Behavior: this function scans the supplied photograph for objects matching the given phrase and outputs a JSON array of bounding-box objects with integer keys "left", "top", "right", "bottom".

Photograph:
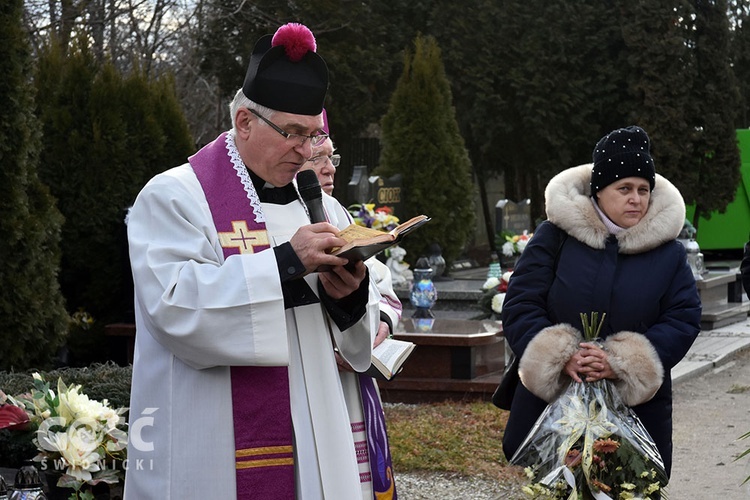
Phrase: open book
[
  {"left": 331, "top": 215, "right": 430, "bottom": 262},
  {"left": 364, "top": 337, "right": 416, "bottom": 381}
]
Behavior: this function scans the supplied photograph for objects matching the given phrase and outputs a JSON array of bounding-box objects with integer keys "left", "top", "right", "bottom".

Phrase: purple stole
[
  {"left": 338, "top": 213, "right": 398, "bottom": 499},
  {"left": 190, "top": 132, "right": 295, "bottom": 499},
  {"left": 359, "top": 376, "right": 398, "bottom": 499}
]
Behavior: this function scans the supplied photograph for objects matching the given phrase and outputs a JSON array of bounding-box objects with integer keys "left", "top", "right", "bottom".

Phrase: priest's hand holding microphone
[{"left": 290, "top": 169, "right": 366, "bottom": 299}]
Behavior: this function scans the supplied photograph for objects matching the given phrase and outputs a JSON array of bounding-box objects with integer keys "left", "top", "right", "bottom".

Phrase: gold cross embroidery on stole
[{"left": 218, "top": 221, "right": 269, "bottom": 254}]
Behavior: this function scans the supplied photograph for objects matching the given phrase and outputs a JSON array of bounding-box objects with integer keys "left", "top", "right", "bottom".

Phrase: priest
[{"left": 124, "top": 23, "right": 383, "bottom": 499}]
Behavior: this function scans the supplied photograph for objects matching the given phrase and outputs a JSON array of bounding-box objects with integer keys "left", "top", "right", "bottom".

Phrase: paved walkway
[{"left": 671, "top": 317, "right": 750, "bottom": 382}]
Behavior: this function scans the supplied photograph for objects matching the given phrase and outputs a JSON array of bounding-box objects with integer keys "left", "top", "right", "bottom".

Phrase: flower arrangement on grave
[
  {"left": 496, "top": 230, "right": 533, "bottom": 258},
  {"left": 348, "top": 203, "right": 400, "bottom": 231},
  {"left": 70, "top": 308, "right": 94, "bottom": 331},
  {"left": 476, "top": 271, "right": 512, "bottom": 319},
  {"left": 511, "top": 312, "right": 669, "bottom": 500},
  {"left": 0, "top": 372, "right": 128, "bottom": 499}
]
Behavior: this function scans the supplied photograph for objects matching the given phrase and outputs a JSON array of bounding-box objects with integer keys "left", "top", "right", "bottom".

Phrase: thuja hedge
[
  {"left": 0, "top": 0, "right": 69, "bottom": 372},
  {"left": 0, "top": 362, "right": 132, "bottom": 468},
  {"left": 33, "top": 42, "right": 195, "bottom": 362}
]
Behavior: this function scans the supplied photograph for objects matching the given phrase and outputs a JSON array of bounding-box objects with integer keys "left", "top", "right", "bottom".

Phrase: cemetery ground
[{"left": 387, "top": 347, "right": 750, "bottom": 499}]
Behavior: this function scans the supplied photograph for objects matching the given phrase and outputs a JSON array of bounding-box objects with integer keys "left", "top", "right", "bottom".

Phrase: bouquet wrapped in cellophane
[{"left": 511, "top": 313, "right": 668, "bottom": 499}]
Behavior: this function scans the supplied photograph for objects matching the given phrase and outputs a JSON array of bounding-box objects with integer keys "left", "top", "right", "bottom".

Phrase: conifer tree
[
  {"left": 607, "top": 0, "right": 741, "bottom": 224},
  {"left": 34, "top": 39, "right": 194, "bottom": 363},
  {"left": 686, "top": 0, "right": 742, "bottom": 226},
  {"left": 619, "top": 0, "right": 698, "bottom": 202},
  {"left": 432, "top": 0, "right": 627, "bottom": 225},
  {"left": 0, "top": 0, "right": 69, "bottom": 370},
  {"left": 731, "top": 1, "right": 750, "bottom": 127},
  {"left": 377, "top": 34, "right": 475, "bottom": 266}
]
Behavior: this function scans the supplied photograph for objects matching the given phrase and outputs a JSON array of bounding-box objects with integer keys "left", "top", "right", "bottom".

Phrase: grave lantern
[
  {"left": 410, "top": 257, "right": 437, "bottom": 319},
  {"left": 9, "top": 466, "right": 46, "bottom": 500},
  {"left": 0, "top": 474, "right": 8, "bottom": 500}
]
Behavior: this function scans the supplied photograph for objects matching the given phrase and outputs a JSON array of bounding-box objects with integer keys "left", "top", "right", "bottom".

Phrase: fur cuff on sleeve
[
  {"left": 519, "top": 324, "right": 582, "bottom": 402},
  {"left": 603, "top": 331, "right": 664, "bottom": 406}
]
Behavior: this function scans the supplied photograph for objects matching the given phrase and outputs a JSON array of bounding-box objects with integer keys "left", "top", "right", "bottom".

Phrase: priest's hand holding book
[
  {"left": 289, "top": 222, "right": 367, "bottom": 299},
  {"left": 289, "top": 221, "right": 350, "bottom": 270}
]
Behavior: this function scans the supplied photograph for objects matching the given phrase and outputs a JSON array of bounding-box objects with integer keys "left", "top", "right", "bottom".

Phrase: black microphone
[{"left": 296, "top": 169, "right": 328, "bottom": 223}]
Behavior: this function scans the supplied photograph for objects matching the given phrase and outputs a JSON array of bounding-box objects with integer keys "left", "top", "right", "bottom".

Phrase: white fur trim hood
[{"left": 544, "top": 163, "right": 686, "bottom": 254}]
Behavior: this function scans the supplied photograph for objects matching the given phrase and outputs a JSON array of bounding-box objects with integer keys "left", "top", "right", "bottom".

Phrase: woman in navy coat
[{"left": 501, "top": 126, "right": 701, "bottom": 477}]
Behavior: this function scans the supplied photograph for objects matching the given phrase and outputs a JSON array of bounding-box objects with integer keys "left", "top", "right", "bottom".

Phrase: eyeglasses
[
  {"left": 308, "top": 154, "right": 341, "bottom": 168},
  {"left": 248, "top": 108, "right": 329, "bottom": 147}
]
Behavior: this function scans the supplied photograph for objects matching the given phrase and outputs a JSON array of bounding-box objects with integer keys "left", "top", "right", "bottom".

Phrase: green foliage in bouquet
[{"left": 580, "top": 311, "right": 606, "bottom": 342}]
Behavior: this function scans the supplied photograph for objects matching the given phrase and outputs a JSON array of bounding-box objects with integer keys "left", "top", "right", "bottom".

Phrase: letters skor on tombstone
[{"left": 495, "top": 199, "right": 532, "bottom": 235}]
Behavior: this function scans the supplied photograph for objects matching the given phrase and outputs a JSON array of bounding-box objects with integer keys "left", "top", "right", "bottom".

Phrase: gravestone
[
  {"left": 347, "top": 165, "right": 370, "bottom": 205},
  {"left": 495, "top": 198, "right": 532, "bottom": 235},
  {"left": 347, "top": 166, "right": 404, "bottom": 217}
]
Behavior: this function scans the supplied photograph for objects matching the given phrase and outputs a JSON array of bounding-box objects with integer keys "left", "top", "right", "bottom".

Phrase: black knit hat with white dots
[{"left": 590, "top": 126, "right": 656, "bottom": 197}]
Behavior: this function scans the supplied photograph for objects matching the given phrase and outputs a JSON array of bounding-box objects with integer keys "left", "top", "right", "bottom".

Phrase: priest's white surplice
[{"left": 123, "top": 163, "right": 379, "bottom": 499}]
